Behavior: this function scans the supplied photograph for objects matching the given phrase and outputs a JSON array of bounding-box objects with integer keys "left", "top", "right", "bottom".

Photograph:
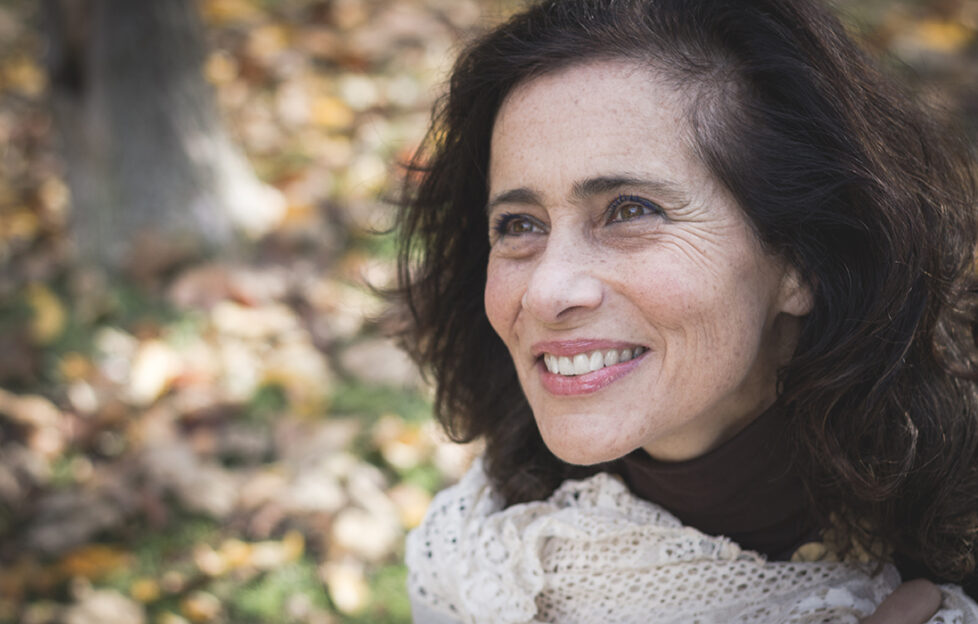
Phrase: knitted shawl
[{"left": 406, "top": 458, "right": 978, "bottom": 624}]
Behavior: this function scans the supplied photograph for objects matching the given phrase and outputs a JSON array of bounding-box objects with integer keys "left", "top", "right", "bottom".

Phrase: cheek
[{"left": 484, "top": 257, "right": 521, "bottom": 337}]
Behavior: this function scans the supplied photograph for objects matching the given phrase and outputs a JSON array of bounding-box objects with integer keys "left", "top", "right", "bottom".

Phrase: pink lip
[{"left": 533, "top": 342, "right": 648, "bottom": 396}]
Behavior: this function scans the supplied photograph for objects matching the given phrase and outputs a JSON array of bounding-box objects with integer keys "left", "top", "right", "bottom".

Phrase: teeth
[
  {"left": 558, "top": 356, "right": 574, "bottom": 375},
  {"left": 543, "top": 347, "right": 646, "bottom": 377}
]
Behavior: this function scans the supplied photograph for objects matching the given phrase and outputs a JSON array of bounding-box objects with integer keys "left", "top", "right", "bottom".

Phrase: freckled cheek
[{"left": 484, "top": 259, "right": 524, "bottom": 337}]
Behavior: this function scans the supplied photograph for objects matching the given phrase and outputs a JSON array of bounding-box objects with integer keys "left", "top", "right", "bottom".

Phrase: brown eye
[
  {"left": 492, "top": 213, "right": 544, "bottom": 239},
  {"left": 606, "top": 195, "right": 662, "bottom": 224},
  {"left": 509, "top": 217, "right": 536, "bottom": 234},
  {"left": 612, "top": 203, "right": 645, "bottom": 221}
]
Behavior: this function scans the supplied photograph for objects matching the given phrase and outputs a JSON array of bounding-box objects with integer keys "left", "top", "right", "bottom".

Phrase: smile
[{"left": 543, "top": 347, "right": 648, "bottom": 376}]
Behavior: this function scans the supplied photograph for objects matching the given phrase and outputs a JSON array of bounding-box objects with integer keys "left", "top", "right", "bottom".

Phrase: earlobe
[{"left": 779, "top": 267, "right": 814, "bottom": 317}]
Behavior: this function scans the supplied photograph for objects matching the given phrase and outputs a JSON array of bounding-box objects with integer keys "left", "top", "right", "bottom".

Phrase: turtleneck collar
[{"left": 615, "top": 405, "right": 818, "bottom": 560}]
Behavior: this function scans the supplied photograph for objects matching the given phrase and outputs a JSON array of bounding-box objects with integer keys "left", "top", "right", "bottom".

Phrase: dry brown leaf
[
  {"left": 200, "top": 0, "right": 262, "bottom": 25},
  {"left": 57, "top": 545, "right": 131, "bottom": 581},
  {"left": 180, "top": 591, "right": 222, "bottom": 623}
]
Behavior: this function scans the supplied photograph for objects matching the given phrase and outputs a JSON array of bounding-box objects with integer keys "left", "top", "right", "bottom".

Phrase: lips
[
  {"left": 543, "top": 346, "right": 648, "bottom": 376},
  {"left": 531, "top": 340, "right": 648, "bottom": 396}
]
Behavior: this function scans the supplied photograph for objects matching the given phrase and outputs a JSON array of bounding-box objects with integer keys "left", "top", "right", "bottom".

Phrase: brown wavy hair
[{"left": 393, "top": 0, "right": 978, "bottom": 588}]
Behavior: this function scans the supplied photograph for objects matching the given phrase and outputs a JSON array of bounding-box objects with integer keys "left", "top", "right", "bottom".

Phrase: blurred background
[{"left": 0, "top": 0, "right": 975, "bottom": 622}]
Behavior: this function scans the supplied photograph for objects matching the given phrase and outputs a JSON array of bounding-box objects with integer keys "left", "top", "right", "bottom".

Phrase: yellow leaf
[
  {"left": 25, "top": 283, "right": 66, "bottom": 345},
  {"left": 282, "top": 530, "right": 305, "bottom": 561},
  {"left": 130, "top": 578, "right": 161, "bottom": 603},
  {"left": 311, "top": 96, "right": 354, "bottom": 130},
  {"left": 58, "top": 545, "right": 131, "bottom": 580},
  {"left": 204, "top": 51, "right": 238, "bottom": 86},
  {"left": 180, "top": 591, "right": 222, "bottom": 623},
  {"left": 59, "top": 351, "right": 92, "bottom": 381},
  {"left": 218, "top": 538, "right": 252, "bottom": 570},
  {"left": 199, "top": 0, "right": 262, "bottom": 25},
  {"left": 3, "top": 208, "right": 41, "bottom": 241},
  {"left": 247, "top": 24, "right": 291, "bottom": 62},
  {"left": 192, "top": 544, "right": 227, "bottom": 577},
  {"left": 912, "top": 19, "right": 974, "bottom": 53},
  {"left": 2, "top": 56, "right": 46, "bottom": 97}
]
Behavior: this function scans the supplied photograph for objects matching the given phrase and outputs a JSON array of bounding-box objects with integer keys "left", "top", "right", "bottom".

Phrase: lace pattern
[{"left": 406, "top": 458, "right": 978, "bottom": 624}]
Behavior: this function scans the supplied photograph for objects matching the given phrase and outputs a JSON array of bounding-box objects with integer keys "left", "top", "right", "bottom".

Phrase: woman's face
[{"left": 484, "top": 61, "right": 811, "bottom": 465}]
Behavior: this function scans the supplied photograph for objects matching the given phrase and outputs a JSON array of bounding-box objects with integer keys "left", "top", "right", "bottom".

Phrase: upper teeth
[{"left": 543, "top": 347, "right": 646, "bottom": 376}]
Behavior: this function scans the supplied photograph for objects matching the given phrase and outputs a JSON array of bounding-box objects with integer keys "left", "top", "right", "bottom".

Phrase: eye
[
  {"left": 606, "top": 195, "right": 663, "bottom": 224},
  {"left": 491, "top": 213, "right": 545, "bottom": 238}
]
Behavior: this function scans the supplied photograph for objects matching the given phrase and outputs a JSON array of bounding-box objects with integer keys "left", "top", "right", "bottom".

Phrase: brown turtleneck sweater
[{"left": 615, "top": 406, "right": 819, "bottom": 561}]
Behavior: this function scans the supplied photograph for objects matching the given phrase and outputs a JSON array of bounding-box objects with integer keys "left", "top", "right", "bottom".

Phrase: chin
[{"left": 540, "top": 433, "right": 634, "bottom": 467}]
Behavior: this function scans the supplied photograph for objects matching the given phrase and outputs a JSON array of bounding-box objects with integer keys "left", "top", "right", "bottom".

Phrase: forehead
[{"left": 489, "top": 60, "right": 705, "bottom": 191}]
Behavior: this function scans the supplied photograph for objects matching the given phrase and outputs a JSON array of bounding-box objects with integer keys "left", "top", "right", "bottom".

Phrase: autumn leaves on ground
[
  {"left": 0, "top": 0, "right": 490, "bottom": 622},
  {"left": 0, "top": 0, "right": 976, "bottom": 623}
]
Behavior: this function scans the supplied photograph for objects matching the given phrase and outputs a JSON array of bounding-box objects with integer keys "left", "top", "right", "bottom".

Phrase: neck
[{"left": 618, "top": 404, "right": 818, "bottom": 559}]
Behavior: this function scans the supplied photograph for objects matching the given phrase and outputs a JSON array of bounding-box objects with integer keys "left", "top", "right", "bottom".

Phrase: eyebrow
[{"left": 486, "top": 174, "right": 689, "bottom": 213}]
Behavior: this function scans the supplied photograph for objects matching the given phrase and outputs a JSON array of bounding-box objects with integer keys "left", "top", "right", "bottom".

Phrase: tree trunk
[{"left": 44, "top": 0, "right": 284, "bottom": 271}]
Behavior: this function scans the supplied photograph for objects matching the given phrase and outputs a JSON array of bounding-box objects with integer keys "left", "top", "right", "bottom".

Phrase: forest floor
[{"left": 0, "top": 0, "right": 975, "bottom": 623}]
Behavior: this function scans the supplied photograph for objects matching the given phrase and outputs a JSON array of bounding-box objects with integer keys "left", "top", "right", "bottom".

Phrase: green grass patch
[
  {"left": 329, "top": 381, "right": 431, "bottom": 423},
  {"left": 345, "top": 563, "right": 411, "bottom": 624},
  {"left": 244, "top": 383, "right": 289, "bottom": 423},
  {"left": 228, "top": 558, "right": 330, "bottom": 623}
]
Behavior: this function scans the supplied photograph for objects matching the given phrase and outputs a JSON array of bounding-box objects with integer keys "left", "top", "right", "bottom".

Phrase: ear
[{"left": 777, "top": 265, "right": 813, "bottom": 317}]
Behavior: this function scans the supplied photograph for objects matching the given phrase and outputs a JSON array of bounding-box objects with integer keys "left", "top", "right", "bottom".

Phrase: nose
[{"left": 521, "top": 233, "right": 604, "bottom": 323}]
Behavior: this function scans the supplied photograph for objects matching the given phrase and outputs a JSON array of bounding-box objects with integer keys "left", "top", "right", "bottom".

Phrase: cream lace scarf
[{"left": 406, "top": 458, "right": 978, "bottom": 623}]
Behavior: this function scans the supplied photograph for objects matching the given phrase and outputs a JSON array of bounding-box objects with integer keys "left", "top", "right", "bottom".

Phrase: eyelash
[
  {"left": 490, "top": 195, "right": 663, "bottom": 239},
  {"left": 605, "top": 194, "right": 663, "bottom": 223},
  {"left": 492, "top": 212, "right": 540, "bottom": 237}
]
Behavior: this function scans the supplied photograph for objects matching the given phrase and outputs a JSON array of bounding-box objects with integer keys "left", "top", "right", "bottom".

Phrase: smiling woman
[
  {"left": 393, "top": 0, "right": 978, "bottom": 622},
  {"left": 484, "top": 62, "right": 811, "bottom": 465}
]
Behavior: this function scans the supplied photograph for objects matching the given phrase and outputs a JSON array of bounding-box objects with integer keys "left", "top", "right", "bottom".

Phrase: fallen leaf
[
  {"left": 388, "top": 482, "right": 432, "bottom": 529},
  {"left": 180, "top": 591, "right": 221, "bottom": 623},
  {"left": 58, "top": 545, "right": 132, "bottom": 581},
  {"left": 249, "top": 531, "right": 303, "bottom": 571},
  {"left": 311, "top": 95, "right": 354, "bottom": 130},
  {"left": 912, "top": 19, "right": 974, "bottom": 53},
  {"left": 127, "top": 340, "right": 182, "bottom": 406},
  {"left": 320, "top": 560, "right": 369, "bottom": 615},
  {"left": 129, "top": 578, "right": 161, "bottom": 603},
  {"left": 25, "top": 282, "right": 66, "bottom": 345},
  {"left": 204, "top": 50, "right": 238, "bottom": 86},
  {"left": 200, "top": 0, "right": 262, "bottom": 25},
  {"left": 330, "top": 506, "right": 401, "bottom": 562},
  {"left": 62, "top": 588, "right": 145, "bottom": 624},
  {"left": 246, "top": 24, "right": 291, "bottom": 64},
  {"left": 1, "top": 55, "right": 46, "bottom": 97},
  {"left": 59, "top": 352, "right": 93, "bottom": 381}
]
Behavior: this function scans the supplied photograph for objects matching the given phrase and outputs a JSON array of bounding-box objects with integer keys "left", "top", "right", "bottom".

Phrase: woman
[{"left": 394, "top": 0, "right": 978, "bottom": 621}]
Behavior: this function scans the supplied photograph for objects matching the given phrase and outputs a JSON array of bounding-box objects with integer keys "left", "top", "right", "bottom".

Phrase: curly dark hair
[{"left": 394, "top": 0, "right": 978, "bottom": 588}]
